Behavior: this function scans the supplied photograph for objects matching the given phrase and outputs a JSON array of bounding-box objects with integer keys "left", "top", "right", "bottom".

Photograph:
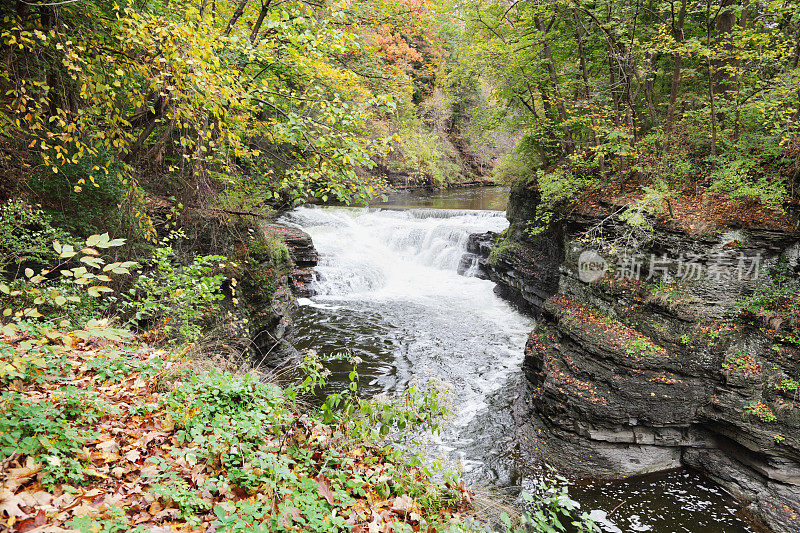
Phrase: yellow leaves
[
  {"left": 86, "top": 286, "right": 112, "bottom": 298},
  {"left": 160, "top": 412, "right": 176, "bottom": 432}
]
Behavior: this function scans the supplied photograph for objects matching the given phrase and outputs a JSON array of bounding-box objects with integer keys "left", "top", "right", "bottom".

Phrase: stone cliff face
[
  {"left": 238, "top": 223, "right": 318, "bottom": 359},
  {"left": 475, "top": 180, "right": 800, "bottom": 532},
  {"left": 261, "top": 224, "right": 318, "bottom": 298}
]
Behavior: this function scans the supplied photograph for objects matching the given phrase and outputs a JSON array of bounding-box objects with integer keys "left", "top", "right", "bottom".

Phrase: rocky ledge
[
  {"left": 262, "top": 224, "right": 318, "bottom": 298},
  {"left": 472, "top": 180, "right": 800, "bottom": 532}
]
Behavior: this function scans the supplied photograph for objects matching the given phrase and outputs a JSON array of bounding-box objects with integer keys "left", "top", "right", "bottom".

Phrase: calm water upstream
[{"left": 279, "top": 187, "right": 756, "bottom": 533}]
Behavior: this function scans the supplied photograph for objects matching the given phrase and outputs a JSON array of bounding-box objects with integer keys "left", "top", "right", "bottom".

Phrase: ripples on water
[
  {"left": 573, "top": 470, "right": 755, "bottom": 533},
  {"left": 279, "top": 196, "right": 756, "bottom": 533}
]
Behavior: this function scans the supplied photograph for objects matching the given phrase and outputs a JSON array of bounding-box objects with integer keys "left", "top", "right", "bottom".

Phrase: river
[{"left": 279, "top": 186, "right": 757, "bottom": 533}]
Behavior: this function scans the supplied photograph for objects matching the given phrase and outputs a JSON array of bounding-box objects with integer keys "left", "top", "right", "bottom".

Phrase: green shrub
[
  {"left": 125, "top": 246, "right": 228, "bottom": 343},
  {"left": 0, "top": 199, "right": 78, "bottom": 275},
  {"left": 29, "top": 149, "right": 130, "bottom": 237},
  {"left": 526, "top": 167, "right": 600, "bottom": 235},
  {"left": 709, "top": 157, "right": 786, "bottom": 208},
  {"left": 249, "top": 236, "right": 290, "bottom": 266},
  {"left": 213, "top": 160, "right": 278, "bottom": 216},
  {"left": 493, "top": 148, "right": 533, "bottom": 184},
  {"left": 487, "top": 231, "right": 519, "bottom": 265},
  {"left": 389, "top": 120, "right": 461, "bottom": 186},
  {"left": 734, "top": 257, "right": 799, "bottom": 345},
  {"left": 775, "top": 378, "right": 798, "bottom": 392},
  {"left": 0, "top": 233, "right": 137, "bottom": 383},
  {"left": 2, "top": 276, "right": 105, "bottom": 326},
  {"left": 502, "top": 473, "right": 598, "bottom": 533},
  {"left": 744, "top": 401, "right": 777, "bottom": 423},
  {"left": 626, "top": 337, "right": 661, "bottom": 357},
  {"left": 709, "top": 132, "right": 788, "bottom": 209}
]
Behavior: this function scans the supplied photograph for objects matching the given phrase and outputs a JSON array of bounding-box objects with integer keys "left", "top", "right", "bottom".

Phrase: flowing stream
[{"left": 279, "top": 187, "right": 756, "bottom": 533}]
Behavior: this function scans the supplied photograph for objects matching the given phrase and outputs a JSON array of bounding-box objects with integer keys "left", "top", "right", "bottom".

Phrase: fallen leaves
[
  {"left": 551, "top": 294, "right": 667, "bottom": 358},
  {"left": 315, "top": 473, "right": 335, "bottom": 506},
  {"left": 0, "top": 331, "right": 474, "bottom": 532},
  {"left": 576, "top": 185, "right": 799, "bottom": 235},
  {"left": 0, "top": 336, "right": 201, "bottom": 531}
]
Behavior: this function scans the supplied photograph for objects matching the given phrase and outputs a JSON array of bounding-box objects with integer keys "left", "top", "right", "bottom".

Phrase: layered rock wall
[{"left": 475, "top": 181, "right": 800, "bottom": 532}]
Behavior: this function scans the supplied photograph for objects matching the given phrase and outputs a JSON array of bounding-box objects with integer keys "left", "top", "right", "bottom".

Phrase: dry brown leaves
[
  {"left": 551, "top": 295, "right": 667, "bottom": 358},
  {"left": 0, "top": 336, "right": 203, "bottom": 532}
]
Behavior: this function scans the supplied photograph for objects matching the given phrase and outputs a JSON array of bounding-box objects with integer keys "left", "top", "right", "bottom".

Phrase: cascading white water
[
  {"left": 282, "top": 207, "right": 509, "bottom": 295},
  {"left": 280, "top": 205, "right": 533, "bottom": 472}
]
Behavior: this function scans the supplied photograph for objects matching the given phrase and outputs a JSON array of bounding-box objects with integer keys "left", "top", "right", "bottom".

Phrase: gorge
[
  {"left": 3, "top": 0, "right": 799, "bottom": 530},
  {"left": 273, "top": 186, "right": 789, "bottom": 533}
]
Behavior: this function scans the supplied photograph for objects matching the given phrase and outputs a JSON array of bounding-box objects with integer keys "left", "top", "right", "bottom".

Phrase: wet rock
[
  {"left": 457, "top": 231, "right": 496, "bottom": 278},
  {"left": 262, "top": 224, "right": 319, "bottom": 297},
  {"left": 480, "top": 181, "right": 800, "bottom": 532},
  {"left": 466, "top": 231, "right": 497, "bottom": 257}
]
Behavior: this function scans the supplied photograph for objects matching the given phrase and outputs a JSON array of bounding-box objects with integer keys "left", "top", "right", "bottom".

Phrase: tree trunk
[
  {"left": 573, "top": 9, "right": 604, "bottom": 172},
  {"left": 539, "top": 82, "right": 554, "bottom": 121},
  {"left": 124, "top": 118, "right": 160, "bottom": 164},
  {"left": 250, "top": 0, "right": 272, "bottom": 42},
  {"left": 733, "top": 4, "right": 749, "bottom": 141},
  {"left": 707, "top": 0, "right": 717, "bottom": 158},
  {"left": 224, "top": 0, "right": 249, "bottom": 37},
  {"left": 633, "top": 55, "right": 658, "bottom": 131},
  {"left": 666, "top": 0, "right": 687, "bottom": 132},
  {"left": 792, "top": 26, "right": 800, "bottom": 126},
  {"left": 535, "top": 14, "right": 573, "bottom": 155},
  {"left": 192, "top": 114, "right": 210, "bottom": 183},
  {"left": 606, "top": 2, "right": 621, "bottom": 127},
  {"left": 626, "top": 0, "right": 641, "bottom": 144},
  {"left": 520, "top": 68, "right": 541, "bottom": 120},
  {"left": 714, "top": 0, "right": 737, "bottom": 94},
  {"left": 713, "top": 0, "right": 737, "bottom": 132}
]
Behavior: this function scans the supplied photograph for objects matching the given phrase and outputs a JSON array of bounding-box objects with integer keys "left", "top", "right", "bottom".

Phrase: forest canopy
[
  {"left": 2, "top": 0, "right": 799, "bottom": 237},
  {"left": 451, "top": 0, "right": 800, "bottom": 229}
]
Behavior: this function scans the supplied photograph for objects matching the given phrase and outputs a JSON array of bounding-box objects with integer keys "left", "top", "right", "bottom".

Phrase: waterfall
[{"left": 281, "top": 206, "right": 507, "bottom": 297}]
